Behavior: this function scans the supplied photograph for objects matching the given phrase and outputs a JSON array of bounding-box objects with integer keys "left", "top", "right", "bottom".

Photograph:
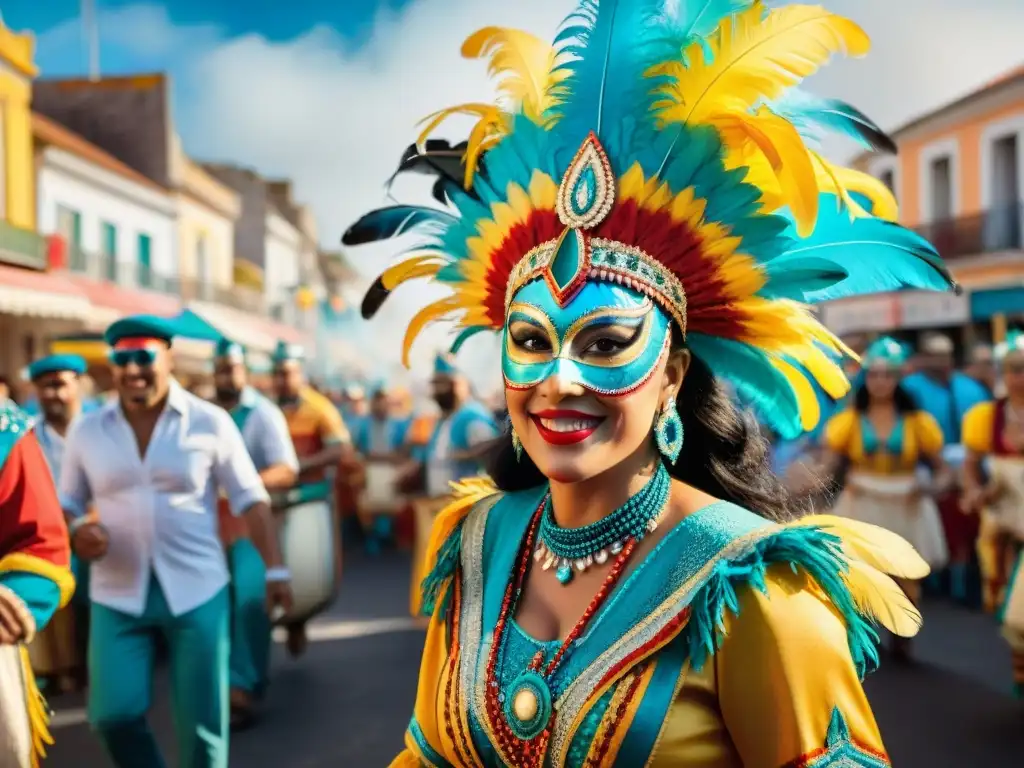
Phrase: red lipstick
[{"left": 529, "top": 409, "right": 604, "bottom": 446}]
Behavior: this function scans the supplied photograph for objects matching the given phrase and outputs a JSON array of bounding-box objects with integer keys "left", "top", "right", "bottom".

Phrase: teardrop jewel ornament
[{"left": 556, "top": 132, "right": 616, "bottom": 231}]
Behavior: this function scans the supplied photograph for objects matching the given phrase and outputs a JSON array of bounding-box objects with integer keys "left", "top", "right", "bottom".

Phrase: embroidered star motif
[{"left": 797, "top": 708, "right": 891, "bottom": 767}]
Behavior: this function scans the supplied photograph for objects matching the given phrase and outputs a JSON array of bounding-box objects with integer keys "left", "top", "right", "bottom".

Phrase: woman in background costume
[
  {"left": 962, "top": 329, "right": 1024, "bottom": 695},
  {"left": 0, "top": 400, "right": 75, "bottom": 767},
  {"left": 343, "top": 1, "right": 956, "bottom": 763},
  {"left": 816, "top": 337, "right": 949, "bottom": 658}
]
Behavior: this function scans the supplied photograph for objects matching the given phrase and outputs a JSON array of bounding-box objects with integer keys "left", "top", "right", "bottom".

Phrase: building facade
[{"left": 837, "top": 66, "right": 1024, "bottom": 351}]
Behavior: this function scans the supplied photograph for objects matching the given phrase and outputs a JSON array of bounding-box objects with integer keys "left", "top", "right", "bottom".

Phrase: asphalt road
[{"left": 41, "top": 550, "right": 1024, "bottom": 767}]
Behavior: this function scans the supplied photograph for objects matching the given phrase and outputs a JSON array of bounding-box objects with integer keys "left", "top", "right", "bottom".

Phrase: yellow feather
[
  {"left": 381, "top": 255, "right": 444, "bottom": 290},
  {"left": 797, "top": 515, "right": 931, "bottom": 580},
  {"left": 416, "top": 103, "right": 502, "bottom": 148},
  {"left": 656, "top": 4, "right": 869, "bottom": 125},
  {"left": 401, "top": 296, "right": 464, "bottom": 367},
  {"left": 842, "top": 558, "right": 923, "bottom": 638},
  {"left": 418, "top": 477, "right": 500, "bottom": 586},
  {"left": 713, "top": 108, "right": 818, "bottom": 236},
  {"left": 460, "top": 27, "right": 565, "bottom": 120},
  {"left": 772, "top": 357, "right": 820, "bottom": 431},
  {"left": 812, "top": 152, "right": 899, "bottom": 222}
]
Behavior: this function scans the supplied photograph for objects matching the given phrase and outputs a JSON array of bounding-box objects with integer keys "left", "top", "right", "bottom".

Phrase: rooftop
[{"left": 32, "top": 112, "right": 166, "bottom": 193}]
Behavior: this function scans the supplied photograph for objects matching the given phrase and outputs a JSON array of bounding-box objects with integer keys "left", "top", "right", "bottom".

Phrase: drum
[
  {"left": 0, "top": 645, "right": 33, "bottom": 768},
  {"left": 274, "top": 478, "right": 342, "bottom": 626},
  {"left": 360, "top": 462, "right": 402, "bottom": 515},
  {"left": 1002, "top": 550, "right": 1024, "bottom": 653}
]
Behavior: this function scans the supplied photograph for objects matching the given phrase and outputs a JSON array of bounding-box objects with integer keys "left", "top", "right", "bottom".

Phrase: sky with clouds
[{"left": 5, "top": 0, "right": 1024, "bottom": 388}]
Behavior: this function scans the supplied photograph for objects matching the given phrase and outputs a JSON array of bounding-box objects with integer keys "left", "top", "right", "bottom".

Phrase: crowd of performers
[
  {"left": 781, "top": 331, "right": 1024, "bottom": 689},
  {"left": 0, "top": 309, "right": 500, "bottom": 767}
]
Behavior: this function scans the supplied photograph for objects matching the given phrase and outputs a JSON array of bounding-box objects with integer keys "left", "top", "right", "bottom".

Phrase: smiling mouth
[{"left": 529, "top": 409, "right": 605, "bottom": 446}]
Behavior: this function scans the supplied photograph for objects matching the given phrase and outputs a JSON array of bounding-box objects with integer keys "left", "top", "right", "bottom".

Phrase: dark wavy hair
[{"left": 486, "top": 337, "right": 795, "bottom": 522}]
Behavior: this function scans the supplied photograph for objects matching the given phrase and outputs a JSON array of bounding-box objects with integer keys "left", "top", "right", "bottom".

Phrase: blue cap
[
  {"left": 272, "top": 340, "right": 304, "bottom": 364},
  {"left": 28, "top": 354, "right": 87, "bottom": 381},
  {"left": 433, "top": 353, "right": 458, "bottom": 376},
  {"left": 862, "top": 336, "right": 909, "bottom": 368},
  {"left": 104, "top": 314, "right": 176, "bottom": 347},
  {"left": 214, "top": 338, "right": 246, "bottom": 362}
]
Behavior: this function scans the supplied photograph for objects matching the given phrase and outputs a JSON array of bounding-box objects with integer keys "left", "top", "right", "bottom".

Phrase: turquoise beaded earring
[
  {"left": 655, "top": 400, "right": 684, "bottom": 463},
  {"left": 511, "top": 425, "right": 523, "bottom": 462}
]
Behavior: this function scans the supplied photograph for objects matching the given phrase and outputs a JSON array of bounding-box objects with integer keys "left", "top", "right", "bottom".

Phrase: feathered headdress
[
  {"left": 343, "top": 0, "right": 955, "bottom": 438},
  {"left": 995, "top": 329, "right": 1024, "bottom": 360},
  {"left": 861, "top": 336, "right": 909, "bottom": 368}
]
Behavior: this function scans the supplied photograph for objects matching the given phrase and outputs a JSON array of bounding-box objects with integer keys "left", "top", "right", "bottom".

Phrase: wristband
[
  {"left": 68, "top": 517, "right": 94, "bottom": 536},
  {"left": 265, "top": 567, "right": 291, "bottom": 583}
]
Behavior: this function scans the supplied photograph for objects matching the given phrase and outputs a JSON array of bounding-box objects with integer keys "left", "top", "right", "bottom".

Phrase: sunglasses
[{"left": 109, "top": 348, "right": 158, "bottom": 367}]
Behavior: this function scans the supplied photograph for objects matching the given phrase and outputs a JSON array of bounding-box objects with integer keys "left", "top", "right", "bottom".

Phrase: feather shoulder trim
[
  {"left": 418, "top": 478, "right": 502, "bottom": 618},
  {"left": 684, "top": 515, "right": 925, "bottom": 678}
]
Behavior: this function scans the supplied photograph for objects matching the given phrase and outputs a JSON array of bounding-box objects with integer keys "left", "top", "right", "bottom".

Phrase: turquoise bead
[{"left": 555, "top": 564, "right": 573, "bottom": 584}]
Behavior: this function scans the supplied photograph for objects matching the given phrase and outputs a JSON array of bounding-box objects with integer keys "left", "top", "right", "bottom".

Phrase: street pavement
[{"left": 42, "top": 550, "right": 1024, "bottom": 766}]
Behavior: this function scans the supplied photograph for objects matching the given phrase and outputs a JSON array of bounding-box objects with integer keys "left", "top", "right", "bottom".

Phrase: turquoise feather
[
  {"left": 767, "top": 91, "right": 896, "bottom": 153},
  {"left": 684, "top": 526, "right": 879, "bottom": 678},
  {"left": 644, "top": 0, "right": 754, "bottom": 65},
  {"left": 764, "top": 195, "right": 954, "bottom": 302},
  {"left": 687, "top": 333, "right": 803, "bottom": 438},
  {"left": 551, "top": 0, "right": 667, "bottom": 150}
]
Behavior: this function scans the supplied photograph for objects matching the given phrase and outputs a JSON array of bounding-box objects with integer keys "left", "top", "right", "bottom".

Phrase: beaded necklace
[
  {"left": 535, "top": 463, "right": 670, "bottom": 584},
  {"left": 483, "top": 493, "right": 652, "bottom": 767}
]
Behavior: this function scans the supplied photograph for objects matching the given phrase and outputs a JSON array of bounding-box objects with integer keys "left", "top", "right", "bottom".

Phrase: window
[
  {"left": 137, "top": 233, "right": 153, "bottom": 287},
  {"left": 929, "top": 156, "right": 953, "bottom": 222},
  {"left": 56, "top": 206, "right": 84, "bottom": 271},
  {"left": 101, "top": 221, "right": 118, "bottom": 281}
]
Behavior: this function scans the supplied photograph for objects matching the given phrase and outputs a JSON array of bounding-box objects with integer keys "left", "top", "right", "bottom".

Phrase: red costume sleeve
[{"left": 0, "top": 432, "right": 71, "bottom": 568}]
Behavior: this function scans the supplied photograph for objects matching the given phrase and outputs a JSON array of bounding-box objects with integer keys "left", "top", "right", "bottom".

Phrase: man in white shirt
[
  {"left": 211, "top": 338, "right": 298, "bottom": 728},
  {"left": 60, "top": 315, "right": 290, "bottom": 768}
]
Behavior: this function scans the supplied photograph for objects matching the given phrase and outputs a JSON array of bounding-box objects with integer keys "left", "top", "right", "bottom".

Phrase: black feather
[
  {"left": 360, "top": 276, "right": 392, "bottom": 319},
  {"left": 341, "top": 205, "right": 453, "bottom": 246}
]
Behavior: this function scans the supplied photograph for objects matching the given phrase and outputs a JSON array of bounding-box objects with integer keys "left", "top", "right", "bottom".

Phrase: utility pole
[{"left": 82, "top": 0, "right": 101, "bottom": 81}]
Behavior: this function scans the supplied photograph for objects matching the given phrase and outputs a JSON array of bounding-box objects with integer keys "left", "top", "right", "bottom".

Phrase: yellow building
[{"left": 0, "top": 18, "right": 36, "bottom": 232}]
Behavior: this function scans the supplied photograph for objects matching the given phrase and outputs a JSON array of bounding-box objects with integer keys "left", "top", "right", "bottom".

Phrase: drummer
[
  {"left": 211, "top": 338, "right": 298, "bottom": 729},
  {"left": 271, "top": 341, "right": 351, "bottom": 657},
  {"left": 26, "top": 354, "right": 90, "bottom": 693},
  {"left": 405, "top": 354, "right": 499, "bottom": 617},
  {"left": 353, "top": 384, "right": 410, "bottom": 554}
]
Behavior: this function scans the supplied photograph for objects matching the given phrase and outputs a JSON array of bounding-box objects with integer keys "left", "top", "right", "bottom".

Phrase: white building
[
  {"left": 265, "top": 207, "right": 302, "bottom": 327},
  {"left": 34, "top": 112, "right": 178, "bottom": 303}
]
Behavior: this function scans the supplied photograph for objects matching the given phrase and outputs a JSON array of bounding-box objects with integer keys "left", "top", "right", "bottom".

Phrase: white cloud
[{"left": 34, "top": 0, "right": 1024, "bottom": 391}]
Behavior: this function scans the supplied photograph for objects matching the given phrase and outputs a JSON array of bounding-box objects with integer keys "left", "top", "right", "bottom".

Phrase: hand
[
  {"left": 72, "top": 523, "right": 109, "bottom": 561},
  {"left": 0, "top": 589, "right": 28, "bottom": 645},
  {"left": 266, "top": 580, "right": 293, "bottom": 620}
]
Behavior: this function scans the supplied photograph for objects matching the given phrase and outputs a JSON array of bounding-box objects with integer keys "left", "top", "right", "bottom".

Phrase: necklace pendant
[
  {"left": 555, "top": 561, "right": 573, "bottom": 584},
  {"left": 594, "top": 549, "right": 608, "bottom": 565},
  {"left": 609, "top": 540, "right": 624, "bottom": 555},
  {"left": 574, "top": 558, "right": 588, "bottom": 572},
  {"left": 543, "top": 552, "right": 556, "bottom": 571},
  {"left": 503, "top": 670, "right": 553, "bottom": 741}
]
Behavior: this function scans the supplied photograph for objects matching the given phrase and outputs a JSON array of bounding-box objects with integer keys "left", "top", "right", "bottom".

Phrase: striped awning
[{"left": 0, "top": 265, "right": 92, "bottom": 319}]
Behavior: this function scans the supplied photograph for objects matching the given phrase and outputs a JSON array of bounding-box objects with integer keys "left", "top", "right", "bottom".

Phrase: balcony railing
[
  {"left": 66, "top": 244, "right": 181, "bottom": 294},
  {"left": 179, "top": 276, "right": 266, "bottom": 314},
  {"left": 915, "top": 202, "right": 1024, "bottom": 260},
  {"left": 0, "top": 220, "right": 48, "bottom": 270}
]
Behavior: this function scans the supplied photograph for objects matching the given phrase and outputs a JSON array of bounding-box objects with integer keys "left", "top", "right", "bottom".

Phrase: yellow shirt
[
  {"left": 962, "top": 401, "right": 997, "bottom": 455},
  {"left": 823, "top": 409, "right": 943, "bottom": 474}
]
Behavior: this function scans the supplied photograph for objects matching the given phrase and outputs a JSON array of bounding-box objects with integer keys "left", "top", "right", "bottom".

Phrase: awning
[
  {"left": 67, "top": 273, "right": 182, "bottom": 317},
  {"left": 0, "top": 265, "right": 92, "bottom": 319},
  {"left": 970, "top": 286, "right": 1024, "bottom": 320},
  {"left": 186, "top": 300, "right": 307, "bottom": 353}
]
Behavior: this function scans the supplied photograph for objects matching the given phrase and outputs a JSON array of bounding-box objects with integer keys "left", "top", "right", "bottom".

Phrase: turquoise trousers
[
  {"left": 88, "top": 577, "right": 229, "bottom": 768},
  {"left": 227, "top": 539, "right": 270, "bottom": 695}
]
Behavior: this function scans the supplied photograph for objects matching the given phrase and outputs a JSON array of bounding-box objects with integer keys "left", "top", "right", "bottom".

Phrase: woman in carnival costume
[
  {"left": 814, "top": 337, "right": 949, "bottom": 659},
  {"left": 345, "top": 1, "right": 955, "bottom": 764},
  {"left": 962, "top": 330, "right": 1024, "bottom": 694}
]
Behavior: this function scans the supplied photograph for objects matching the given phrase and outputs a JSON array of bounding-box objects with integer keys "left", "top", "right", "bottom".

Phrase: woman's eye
[
  {"left": 515, "top": 335, "right": 551, "bottom": 352},
  {"left": 585, "top": 337, "right": 628, "bottom": 355}
]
